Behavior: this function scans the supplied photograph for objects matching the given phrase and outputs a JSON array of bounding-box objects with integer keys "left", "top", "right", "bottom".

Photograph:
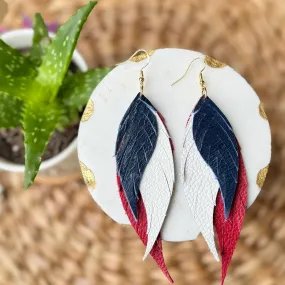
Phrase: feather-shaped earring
[
  {"left": 172, "top": 57, "right": 248, "bottom": 284},
  {"left": 115, "top": 50, "right": 175, "bottom": 282}
]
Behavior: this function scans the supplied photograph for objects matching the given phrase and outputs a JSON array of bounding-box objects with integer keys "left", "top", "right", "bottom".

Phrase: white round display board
[{"left": 78, "top": 48, "right": 271, "bottom": 242}]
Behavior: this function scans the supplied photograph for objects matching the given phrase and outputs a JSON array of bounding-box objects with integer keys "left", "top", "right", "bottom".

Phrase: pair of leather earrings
[{"left": 115, "top": 50, "right": 248, "bottom": 284}]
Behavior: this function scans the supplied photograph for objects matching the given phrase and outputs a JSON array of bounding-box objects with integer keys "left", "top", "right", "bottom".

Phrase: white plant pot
[{"left": 0, "top": 29, "right": 88, "bottom": 173}]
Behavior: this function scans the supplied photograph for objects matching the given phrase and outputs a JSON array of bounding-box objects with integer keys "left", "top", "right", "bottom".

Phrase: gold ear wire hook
[
  {"left": 199, "top": 64, "right": 207, "bottom": 98},
  {"left": 171, "top": 56, "right": 208, "bottom": 98},
  {"left": 171, "top": 57, "right": 201, "bottom": 86},
  {"left": 116, "top": 49, "right": 150, "bottom": 95}
]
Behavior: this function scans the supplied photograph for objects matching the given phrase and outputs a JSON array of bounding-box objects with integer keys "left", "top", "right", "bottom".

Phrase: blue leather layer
[
  {"left": 116, "top": 93, "right": 158, "bottom": 220},
  {"left": 193, "top": 96, "right": 239, "bottom": 219}
]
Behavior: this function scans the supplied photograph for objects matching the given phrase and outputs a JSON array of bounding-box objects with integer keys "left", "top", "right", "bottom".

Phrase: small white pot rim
[{"left": 0, "top": 28, "right": 88, "bottom": 173}]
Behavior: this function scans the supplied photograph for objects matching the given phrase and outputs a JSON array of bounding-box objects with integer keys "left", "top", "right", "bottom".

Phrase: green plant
[{"left": 0, "top": 1, "right": 111, "bottom": 189}]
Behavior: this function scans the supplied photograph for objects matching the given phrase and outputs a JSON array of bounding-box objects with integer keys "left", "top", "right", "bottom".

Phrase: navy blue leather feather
[
  {"left": 193, "top": 96, "right": 239, "bottom": 219},
  {"left": 115, "top": 93, "right": 158, "bottom": 220}
]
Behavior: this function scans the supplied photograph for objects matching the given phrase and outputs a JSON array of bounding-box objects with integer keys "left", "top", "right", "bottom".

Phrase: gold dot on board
[
  {"left": 256, "top": 165, "right": 269, "bottom": 189},
  {"left": 81, "top": 99, "right": 94, "bottom": 122},
  {"left": 130, "top": 50, "right": 155, "bottom": 62},
  {"left": 259, "top": 103, "right": 268, "bottom": 120},
  {"left": 204, "top": 55, "right": 227, "bottom": 68},
  {"left": 80, "top": 161, "right": 96, "bottom": 190}
]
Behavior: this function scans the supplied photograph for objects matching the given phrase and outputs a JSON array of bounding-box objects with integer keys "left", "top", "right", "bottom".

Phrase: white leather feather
[
  {"left": 182, "top": 115, "right": 220, "bottom": 261},
  {"left": 140, "top": 112, "right": 174, "bottom": 260}
]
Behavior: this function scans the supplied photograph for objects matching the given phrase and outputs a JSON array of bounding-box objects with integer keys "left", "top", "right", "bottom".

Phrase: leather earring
[
  {"left": 115, "top": 50, "right": 175, "bottom": 282},
  {"left": 172, "top": 57, "right": 248, "bottom": 285}
]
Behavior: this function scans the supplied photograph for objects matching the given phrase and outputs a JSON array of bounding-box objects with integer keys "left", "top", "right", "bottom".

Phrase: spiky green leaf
[
  {"left": 0, "top": 40, "right": 36, "bottom": 100},
  {"left": 36, "top": 1, "right": 97, "bottom": 101},
  {"left": 0, "top": 75, "right": 31, "bottom": 100},
  {"left": 59, "top": 67, "right": 111, "bottom": 110},
  {"left": 23, "top": 101, "right": 61, "bottom": 189},
  {"left": 0, "top": 92, "right": 23, "bottom": 128},
  {"left": 0, "top": 39, "right": 37, "bottom": 77},
  {"left": 57, "top": 108, "right": 79, "bottom": 130},
  {"left": 29, "top": 13, "right": 51, "bottom": 66}
]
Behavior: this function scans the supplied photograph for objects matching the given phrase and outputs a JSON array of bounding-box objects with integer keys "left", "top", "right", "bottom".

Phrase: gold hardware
[
  {"left": 116, "top": 49, "right": 150, "bottom": 96},
  {"left": 139, "top": 70, "right": 144, "bottom": 95},
  {"left": 171, "top": 56, "right": 208, "bottom": 97}
]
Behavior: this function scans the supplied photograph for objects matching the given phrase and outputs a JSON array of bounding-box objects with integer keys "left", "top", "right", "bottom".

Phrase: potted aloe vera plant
[{"left": 0, "top": 1, "right": 111, "bottom": 189}]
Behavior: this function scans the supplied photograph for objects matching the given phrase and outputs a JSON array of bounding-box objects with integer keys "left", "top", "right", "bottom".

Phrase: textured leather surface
[
  {"left": 214, "top": 147, "right": 248, "bottom": 285},
  {"left": 181, "top": 115, "right": 220, "bottom": 261},
  {"left": 116, "top": 94, "right": 158, "bottom": 219},
  {"left": 140, "top": 112, "right": 174, "bottom": 259},
  {"left": 117, "top": 175, "right": 173, "bottom": 283},
  {"left": 193, "top": 97, "right": 239, "bottom": 219},
  {"left": 115, "top": 95, "right": 174, "bottom": 282}
]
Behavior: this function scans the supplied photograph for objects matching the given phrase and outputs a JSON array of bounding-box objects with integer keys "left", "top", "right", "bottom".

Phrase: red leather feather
[
  {"left": 214, "top": 148, "right": 248, "bottom": 285},
  {"left": 117, "top": 175, "right": 173, "bottom": 283}
]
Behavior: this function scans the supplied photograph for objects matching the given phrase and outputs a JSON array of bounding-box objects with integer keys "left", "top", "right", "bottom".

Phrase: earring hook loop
[
  {"left": 171, "top": 57, "right": 201, "bottom": 86},
  {"left": 171, "top": 56, "right": 208, "bottom": 98},
  {"left": 116, "top": 49, "right": 150, "bottom": 95},
  {"left": 199, "top": 64, "right": 207, "bottom": 98}
]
